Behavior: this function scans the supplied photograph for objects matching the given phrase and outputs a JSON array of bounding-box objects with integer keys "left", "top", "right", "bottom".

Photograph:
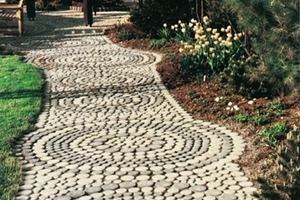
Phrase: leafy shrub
[
  {"left": 178, "top": 53, "right": 208, "bottom": 81},
  {"left": 235, "top": 114, "right": 250, "bottom": 123},
  {"left": 235, "top": 113, "right": 269, "bottom": 126},
  {"left": 149, "top": 39, "right": 166, "bottom": 49},
  {"left": 113, "top": 23, "right": 147, "bottom": 41},
  {"left": 129, "top": 0, "right": 193, "bottom": 37},
  {"left": 260, "top": 123, "right": 290, "bottom": 148},
  {"left": 158, "top": 25, "right": 172, "bottom": 41}
]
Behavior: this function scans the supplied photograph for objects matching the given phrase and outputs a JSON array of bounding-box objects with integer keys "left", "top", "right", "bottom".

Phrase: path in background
[{"left": 1, "top": 10, "right": 257, "bottom": 200}]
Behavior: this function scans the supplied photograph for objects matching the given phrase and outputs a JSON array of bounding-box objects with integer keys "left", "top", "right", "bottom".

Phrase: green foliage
[
  {"left": 0, "top": 56, "right": 44, "bottom": 200},
  {"left": 114, "top": 23, "right": 147, "bottom": 41},
  {"left": 149, "top": 39, "right": 166, "bottom": 49},
  {"left": 179, "top": 53, "right": 208, "bottom": 81},
  {"left": 158, "top": 27, "right": 172, "bottom": 41},
  {"left": 250, "top": 116, "right": 269, "bottom": 126},
  {"left": 266, "top": 99, "right": 285, "bottom": 116},
  {"left": 223, "top": 0, "right": 300, "bottom": 97},
  {"left": 260, "top": 123, "right": 289, "bottom": 147},
  {"left": 171, "top": 22, "right": 195, "bottom": 42},
  {"left": 235, "top": 113, "right": 269, "bottom": 126},
  {"left": 235, "top": 113, "right": 250, "bottom": 123}
]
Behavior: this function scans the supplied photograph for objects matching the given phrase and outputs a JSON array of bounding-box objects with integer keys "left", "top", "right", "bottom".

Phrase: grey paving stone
[
  {"left": 119, "top": 181, "right": 137, "bottom": 188},
  {"left": 190, "top": 185, "right": 207, "bottom": 192},
  {"left": 173, "top": 182, "right": 190, "bottom": 190},
  {"left": 137, "top": 180, "right": 155, "bottom": 187},
  {"left": 219, "top": 194, "right": 238, "bottom": 200},
  {"left": 85, "top": 186, "right": 102, "bottom": 194},
  {"left": 120, "top": 175, "right": 135, "bottom": 181},
  {"left": 167, "top": 187, "right": 180, "bottom": 195},
  {"left": 40, "top": 189, "right": 58, "bottom": 196},
  {"left": 102, "top": 183, "right": 119, "bottom": 191},
  {"left": 69, "top": 190, "right": 86, "bottom": 198},
  {"left": 155, "top": 181, "right": 173, "bottom": 188},
  {"left": 54, "top": 196, "right": 71, "bottom": 200}
]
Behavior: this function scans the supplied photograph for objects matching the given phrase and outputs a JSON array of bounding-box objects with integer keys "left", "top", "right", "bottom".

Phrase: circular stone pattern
[{"left": 11, "top": 11, "right": 257, "bottom": 200}]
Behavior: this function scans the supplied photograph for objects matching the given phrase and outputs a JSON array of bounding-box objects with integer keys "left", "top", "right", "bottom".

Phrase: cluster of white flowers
[
  {"left": 170, "top": 20, "right": 187, "bottom": 32},
  {"left": 214, "top": 96, "right": 239, "bottom": 111},
  {"left": 248, "top": 98, "right": 256, "bottom": 105},
  {"left": 226, "top": 102, "right": 240, "bottom": 111},
  {"left": 214, "top": 96, "right": 223, "bottom": 102}
]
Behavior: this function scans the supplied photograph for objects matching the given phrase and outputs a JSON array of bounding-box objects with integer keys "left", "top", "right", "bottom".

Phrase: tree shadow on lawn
[{"left": 0, "top": 89, "right": 41, "bottom": 99}]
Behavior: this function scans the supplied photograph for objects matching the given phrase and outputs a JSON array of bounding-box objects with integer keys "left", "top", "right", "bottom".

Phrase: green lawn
[{"left": 0, "top": 56, "right": 44, "bottom": 200}]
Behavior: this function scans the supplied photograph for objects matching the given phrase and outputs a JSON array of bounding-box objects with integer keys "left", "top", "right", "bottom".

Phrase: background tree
[{"left": 223, "top": 0, "right": 300, "bottom": 96}]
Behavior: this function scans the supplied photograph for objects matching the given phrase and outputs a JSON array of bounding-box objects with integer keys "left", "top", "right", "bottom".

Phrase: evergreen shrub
[{"left": 129, "top": 0, "right": 193, "bottom": 37}]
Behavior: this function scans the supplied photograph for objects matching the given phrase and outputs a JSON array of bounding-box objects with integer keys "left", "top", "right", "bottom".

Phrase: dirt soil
[{"left": 106, "top": 31, "right": 300, "bottom": 199}]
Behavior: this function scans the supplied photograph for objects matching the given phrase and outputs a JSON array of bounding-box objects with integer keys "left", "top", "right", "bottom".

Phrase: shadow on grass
[{"left": 0, "top": 90, "right": 41, "bottom": 99}]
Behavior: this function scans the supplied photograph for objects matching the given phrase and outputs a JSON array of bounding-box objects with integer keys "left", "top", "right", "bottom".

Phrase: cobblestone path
[{"left": 1, "top": 11, "right": 257, "bottom": 200}]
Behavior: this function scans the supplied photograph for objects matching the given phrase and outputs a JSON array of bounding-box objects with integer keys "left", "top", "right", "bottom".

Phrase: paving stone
[
  {"left": 77, "top": 178, "right": 94, "bottom": 185},
  {"left": 152, "top": 175, "right": 166, "bottom": 181},
  {"left": 77, "top": 196, "right": 92, "bottom": 200},
  {"left": 105, "top": 175, "right": 119, "bottom": 181},
  {"left": 121, "top": 175, "right": 135, "bottom": 182},
  {"left": 239, "top": 181, "right": 254, "bottom": 187},
  {"left": 90, "top": 192, "right": 104, "bottom": 199},
  {"left": 116, "top": 188, "right": 127, "bottom": 194},
  {"left": 69, "top": 190, "right": 86, "bottom": 198},
  {"left": 205, "top": 189, "right": 223, "bottom": 196},
  {"left": 119, "top": 181, "right": 137, "bottom": 188},
  {"left": 235, "top": 176, "right": 249, "bottom": 182},
  {"left": 179, "top": 171, "right": 193, "bottom": 176},
  {"left": 20, "top": 184, "right": 34, "bottom": 190},
  {"left": 219, "top": 194, "right": 238, "bottom": 200},
  {"left": 54, "top": 196, "right": 71, "bottom": 200},
  {"left": 85, "top": 186, "right": 102, "bottom": 194},
  {"left": 120, "top": 167, "right": 134, "bottom": 172},
  {"left": 165, "top": 173, "right": 179, "bottom": 179},
  {"left": 229, "top": 185, "right": 241, "bottom": 191},
  {"left": 155, "top": 181, "right": 173, "bottom": 188},
  {"left": 16, "top": 196, "right": 29, "bottom": 200},
  {"left": 135, "top": 166, "right": 148, "bottom": 172},
  {"left": 136, "top": 175, "right": 150, "bottom": 181},
  {"left": 40, "top": 189, "right": 58, "bottom": 196},
  {"left": 190, "top": 185, "right": 207, "bottom": 192},
  {"left": 173, "top": 182, "right": 190, "bottom": 190},
  {"left": 154, "top": 187, "right": 167, "bottom": 193},
  {"left": 102, "top": 183, "right": 119, "bottom": 190},
  {"left": 207, "top": 181, "right": 222, "bottom": 188},
  {"left": 180, "top": 189, "right": 192, "bottom": 196},
  {"left": 128, "top": 187, "right": 140, "bottom": 193},
  {"left": 167, "top": 187, "right": 180, "bottom": 195},
  {"left": 138, "top": 180, "right": 155, "bottom": 187},
  {"left": 141, "top": 186, "right": 153, "bottom": 193}
]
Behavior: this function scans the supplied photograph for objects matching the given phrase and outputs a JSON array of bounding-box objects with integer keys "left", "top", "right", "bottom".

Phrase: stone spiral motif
[{"left": 3, "top": 11, "right": 258, "bottom": 200}]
